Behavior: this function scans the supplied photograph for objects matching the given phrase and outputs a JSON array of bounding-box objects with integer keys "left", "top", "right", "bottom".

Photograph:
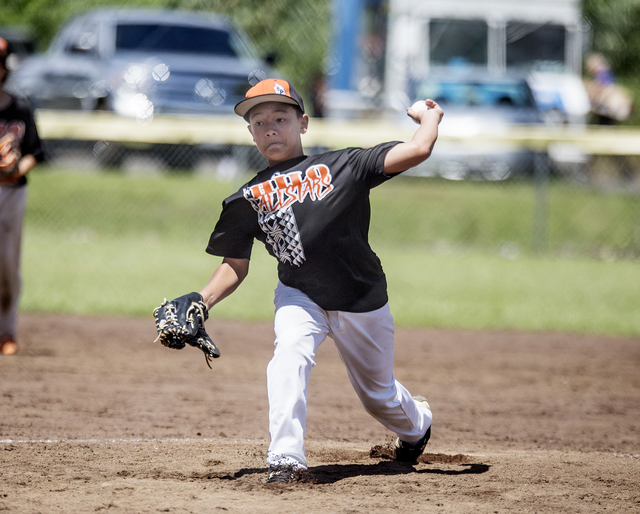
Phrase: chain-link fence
[
  {"left": 35, "top": 126, "right": 640, "bottom": 260},
  {"left": 16, "top": 111, "right": 640, "bottom": 337}
]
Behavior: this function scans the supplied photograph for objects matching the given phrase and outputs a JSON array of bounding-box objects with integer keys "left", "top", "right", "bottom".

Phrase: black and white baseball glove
[{"left": 153, "top": 292, "right": 220, "bottom": 368}]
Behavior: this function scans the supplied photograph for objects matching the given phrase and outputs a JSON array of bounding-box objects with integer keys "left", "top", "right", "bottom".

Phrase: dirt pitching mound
[{"left": 1, "top": 313, "right": 638, "bottom": 512}]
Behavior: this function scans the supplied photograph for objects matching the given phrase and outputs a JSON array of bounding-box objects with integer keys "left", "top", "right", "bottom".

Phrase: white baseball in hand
[
  {"left": 410, "top": 100, "right": 429, "bottom": 123},
  {"left": 411, "top": 100, "right": 428, "bottom": 113}
]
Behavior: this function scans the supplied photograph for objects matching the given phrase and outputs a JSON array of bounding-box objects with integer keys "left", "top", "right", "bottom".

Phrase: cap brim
[{"left": 234, "top": 94, "right": 301, "bottom": 118}]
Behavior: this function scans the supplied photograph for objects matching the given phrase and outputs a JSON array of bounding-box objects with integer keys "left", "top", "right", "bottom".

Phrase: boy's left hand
[{"left": 153, "top": 292, "right": 221, "bottom": 368}]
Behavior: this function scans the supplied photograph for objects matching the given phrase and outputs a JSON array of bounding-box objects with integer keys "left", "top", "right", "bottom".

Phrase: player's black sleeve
[
  {"left": 348, "top": 141, "right": 402, "bottom": 187},
  {"left": 206, "top": 191, "right": 257, "bottom": 260}
]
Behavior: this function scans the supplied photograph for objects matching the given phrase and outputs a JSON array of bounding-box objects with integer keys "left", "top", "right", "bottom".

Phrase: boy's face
[{"left": 247, "top": 102, "right": 308, "bottom": 166}]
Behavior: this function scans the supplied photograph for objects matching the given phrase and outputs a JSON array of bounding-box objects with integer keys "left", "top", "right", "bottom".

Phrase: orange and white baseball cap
[{"left": 234, "top": 79, "right": 305, "bottom": 119}]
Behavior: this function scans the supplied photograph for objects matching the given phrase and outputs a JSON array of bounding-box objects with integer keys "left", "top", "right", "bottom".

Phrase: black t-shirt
[
  {"left": 207, "top": 141, "right": 402, "bottom": 312},
  {"left": 0, "top": 96, "right": 44, "bottom": 187}
]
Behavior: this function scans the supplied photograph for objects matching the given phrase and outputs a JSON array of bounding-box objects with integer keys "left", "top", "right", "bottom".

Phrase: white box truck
[{"left": 383, "top": 0, "right": 590, "bottom": 123}]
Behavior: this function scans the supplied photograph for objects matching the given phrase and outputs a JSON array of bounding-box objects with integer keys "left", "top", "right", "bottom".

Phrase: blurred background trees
[
  {"left": 582, "top": 0, "right": 640, "bottom": 76},
  {"left": 582, "top": 0, "right": 640, "bottom": 124}
]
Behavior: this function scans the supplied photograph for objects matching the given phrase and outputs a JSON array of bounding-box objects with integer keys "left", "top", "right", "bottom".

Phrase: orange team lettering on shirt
[{"left": 246, "top": 164, "right": 335, "bottom": 213}]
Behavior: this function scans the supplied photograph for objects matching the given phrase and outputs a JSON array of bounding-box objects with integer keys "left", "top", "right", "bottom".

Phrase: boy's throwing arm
[{"left": 383, "top": 99, "right": 444, "bottom": 175}]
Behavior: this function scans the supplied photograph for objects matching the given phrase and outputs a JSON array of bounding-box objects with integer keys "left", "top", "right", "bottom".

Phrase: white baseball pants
[
  {"left": 0, "top": 185, "right": 26, "bottom": 341},
  {"left": 266, "top": 282, "right": 432, "bottom": 469}
]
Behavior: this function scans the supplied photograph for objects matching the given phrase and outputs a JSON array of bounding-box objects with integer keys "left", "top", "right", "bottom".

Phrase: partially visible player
[
  {"left": 0, "top": 37, "right": 44, "bottom": 355},
  {"left": 155, "top": 78, "right": 443, "bottom": 482}
]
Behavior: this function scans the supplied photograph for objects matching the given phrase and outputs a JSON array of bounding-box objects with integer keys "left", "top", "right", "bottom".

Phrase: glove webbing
[{"left": 154, "top": 300, "right": 182, "bottom": 341}]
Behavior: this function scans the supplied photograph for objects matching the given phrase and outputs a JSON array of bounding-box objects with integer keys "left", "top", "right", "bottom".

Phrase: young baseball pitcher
[
  {"left": 154, "top": 78, "right": 443, "bottom": 483},
  {"left": 0, "top": 37, "right": 44, "bottom": 356}
]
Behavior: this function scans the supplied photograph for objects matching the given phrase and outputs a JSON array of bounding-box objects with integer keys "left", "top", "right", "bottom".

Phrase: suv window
[
  {"left": 65, "top": 21, "right": 99, "bottom": 55},
  {"left": 115, "top": 24, "right": 237, "bottom": 57}
]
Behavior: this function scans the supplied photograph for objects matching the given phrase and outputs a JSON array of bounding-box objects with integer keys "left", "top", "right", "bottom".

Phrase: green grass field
[{"left": 20, "top": 168, "right": 640, "bottom": 336}]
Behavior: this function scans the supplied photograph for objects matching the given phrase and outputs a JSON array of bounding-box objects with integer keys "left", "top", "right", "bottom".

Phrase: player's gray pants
[
  {"left": 266, "top": 282, "right": 433, "bottom": 469},
  {"left": 0, "top": 185, "right": 26, "bottom": 341}
]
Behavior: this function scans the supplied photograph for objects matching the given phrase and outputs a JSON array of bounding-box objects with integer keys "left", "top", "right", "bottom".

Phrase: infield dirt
[{"left": 1, "top": 313, "right": 639, "bottom": 513}]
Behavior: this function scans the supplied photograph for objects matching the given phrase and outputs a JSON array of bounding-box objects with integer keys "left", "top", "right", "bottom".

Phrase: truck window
[
  {"left": 115, "top": 24, "right": 237, "bottom": 57},
  {"left": 506, "top": 23, "right": 565, "bottom": 70},
  {"left": 429, "top": 19, "right": 487, "bottom": 66}
]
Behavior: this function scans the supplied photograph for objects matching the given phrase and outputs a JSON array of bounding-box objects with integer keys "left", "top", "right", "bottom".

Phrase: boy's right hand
[{"left": 407, "top": 99, "right": 444, "bottom": 125}]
